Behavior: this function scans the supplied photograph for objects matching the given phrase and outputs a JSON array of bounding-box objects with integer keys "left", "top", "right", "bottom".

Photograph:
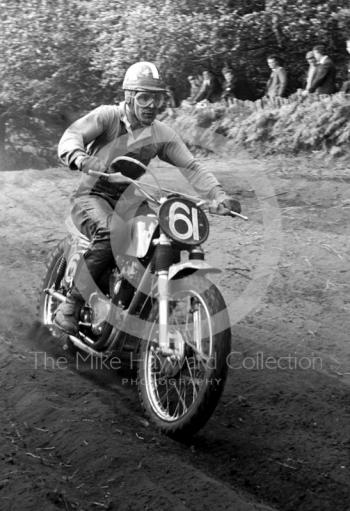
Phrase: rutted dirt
[{"left": 0, "top": 154, "right": 349, "bottom": 511}]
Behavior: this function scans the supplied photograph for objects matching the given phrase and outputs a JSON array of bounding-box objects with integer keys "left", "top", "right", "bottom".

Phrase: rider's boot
[
  {"left": 54, "top": 231, "right": 114, "bottom": 335},
  {"left": 54, "top": 287, "right": 84, "bottom": 335}
]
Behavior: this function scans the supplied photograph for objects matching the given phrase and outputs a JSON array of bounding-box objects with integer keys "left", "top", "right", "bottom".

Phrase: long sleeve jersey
[{"left": 58, "top": 102, "right": 227, "bottom": 204}]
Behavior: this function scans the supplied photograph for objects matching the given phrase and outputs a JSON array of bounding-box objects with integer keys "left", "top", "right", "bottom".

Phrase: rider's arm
[
  {"left": 154, "top": 122, "right": 228, "bottom": 203},
  {"left": 58, "top": 106, "right": 117, "bottom": 170}
]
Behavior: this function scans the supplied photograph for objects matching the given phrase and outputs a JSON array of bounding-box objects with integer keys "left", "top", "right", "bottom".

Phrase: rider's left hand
[{"left": 216, "top": 198, "right": 242, "bottom": 216}]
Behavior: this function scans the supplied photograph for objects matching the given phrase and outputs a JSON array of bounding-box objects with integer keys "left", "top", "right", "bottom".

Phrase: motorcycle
[{"left": 37, "top": 156, "right": 247, "bottom": 439}]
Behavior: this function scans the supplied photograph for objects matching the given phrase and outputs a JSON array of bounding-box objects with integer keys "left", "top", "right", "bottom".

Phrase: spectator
[
  {"left": 305, "top": 50, "right": 318, "bottom": 91},
  {"left": 186, "top": 75, "right": 202, "bottom": 103},
  {"left": 307, "top": 45, "right": 336, "bottom": 94},
  {"left": 165, "top": 86, "right": 177, "bottom": 108},
  {"left": 221, "top": 67, "right": 236, "bottom": 104},
  {"left": 193, "top": 70, "right": 217, "bottom": 103},
  {"left": 163, "top": 72, "right": 179, "bottom": 107},
  {"left": 340, "top": 38, "right": 350, "bottom": 93},
  {"left": 157, "top": 85, "right": 177, "bottom": 120},
  {"left": 265, "top": 55, "right": 288, "bottom": 98}
]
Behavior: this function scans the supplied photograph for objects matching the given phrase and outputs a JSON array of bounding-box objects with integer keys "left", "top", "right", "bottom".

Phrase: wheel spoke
[
  {"left": 185, "top": 356, "right": 199, "bottom": 401},
  {"left": 143, "top": 286, "right": 214, "bottom": 423},
  {"left": 172, "top": 380, "right": 187, "bottom": 416}
]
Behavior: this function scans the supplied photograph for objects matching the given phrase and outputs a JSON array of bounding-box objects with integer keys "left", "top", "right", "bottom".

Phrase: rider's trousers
[{"left": 69, "top": 186, "right": 149, "bottom": 301}]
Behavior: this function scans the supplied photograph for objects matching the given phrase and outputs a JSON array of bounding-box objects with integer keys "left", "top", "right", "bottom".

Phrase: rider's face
[
  {"left": 132, "top": 91, "right": 165, "bottom": 126},
  {"left": 133, "top": 102, "right": 157, "bottom": 126}
]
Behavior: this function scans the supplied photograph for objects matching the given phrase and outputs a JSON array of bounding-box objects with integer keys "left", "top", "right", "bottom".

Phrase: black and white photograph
[{"left": 0, "top": 1, "right": 350, "bottom": 510}]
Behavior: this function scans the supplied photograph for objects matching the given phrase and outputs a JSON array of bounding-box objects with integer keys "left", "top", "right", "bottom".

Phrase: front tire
[{"left": 138, "top": 274, "right": 231, "bottom": 439}]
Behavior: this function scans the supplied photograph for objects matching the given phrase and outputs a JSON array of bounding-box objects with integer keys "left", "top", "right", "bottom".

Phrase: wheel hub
[{"left": 154, "top": 329, "right": 186, "bottom": 377}]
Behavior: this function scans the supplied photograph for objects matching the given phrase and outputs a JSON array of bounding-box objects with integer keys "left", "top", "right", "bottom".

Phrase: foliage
[
  {"left": 333, "top": 8, "right": 350, "bottom": 38},
  {"left": 0, "top": 0, "right": 104, "bottom": 166},
  {"left": 0, "top": 0, "right": 350, "bottom": 168},
  {"left": 167, "top": 94, "right": 350, "bottom": 158}
]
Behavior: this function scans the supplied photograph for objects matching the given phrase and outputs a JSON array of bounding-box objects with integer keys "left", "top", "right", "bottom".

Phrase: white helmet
[{"left": 122, "top": 61, "right": 166, "bottom": 92}]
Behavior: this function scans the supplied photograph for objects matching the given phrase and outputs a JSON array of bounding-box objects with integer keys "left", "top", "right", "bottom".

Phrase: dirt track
[{"left": 0, "top": 154, "right": 350, "bottom": 510}]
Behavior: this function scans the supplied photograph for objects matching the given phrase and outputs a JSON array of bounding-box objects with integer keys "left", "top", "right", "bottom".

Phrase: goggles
[{"left": 134, "top": 91, "right": 165, "bottom": 109}]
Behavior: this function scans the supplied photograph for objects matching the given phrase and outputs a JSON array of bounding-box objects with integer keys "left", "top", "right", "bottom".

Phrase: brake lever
[
  {"left": 207, "top": 203, "right": 248, "bottom": 221},
  {"left": 229, "top": 210, "right": 248, "bottom": 221}
]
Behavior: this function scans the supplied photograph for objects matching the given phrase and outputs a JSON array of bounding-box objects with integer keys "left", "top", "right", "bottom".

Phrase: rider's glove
[
  {"left": 77, "top": 155, "right": 108, "bottom": 174},
  {"left": 213, "top": 197, "right": 242, "bottom": 216}
]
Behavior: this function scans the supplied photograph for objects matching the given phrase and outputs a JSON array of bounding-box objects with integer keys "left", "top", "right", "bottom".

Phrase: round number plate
[{"left": 159, "top": 197, "right": 209, "bottom": 246}]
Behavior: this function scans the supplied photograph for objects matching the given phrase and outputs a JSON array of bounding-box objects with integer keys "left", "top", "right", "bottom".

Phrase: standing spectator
[
  {"left": 265, "top": 55, "right": 288, "bottom": 98},
  {"left": 193, "top": 70, "right": 216, "bottom": 103},
  {"left": 308, "top": 45, "right": 336, "bottom": 94},
  {"left": 221, "top": 66, "right": 236, "bottom": 104},
  {"left": 157, "top": 85, "right": 177, "bottom": 121},
  {"left": 340, "top": 38, "right": 350, "bottom": 93},
  {"left": 305, "top": 50, "right": 318, "bottom": 91},
  {"left": 165, "top": 86, "right": 177, "bottom": 108},
  {"left": 186, "top": 75, "right": 202, "bottom": 103},
  {"left": 163, "top": 72, "right": 179, "bottom": 107}
]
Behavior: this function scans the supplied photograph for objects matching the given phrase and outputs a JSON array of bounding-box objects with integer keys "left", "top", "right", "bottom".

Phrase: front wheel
[{"left": 138, "top": 275, "right": 231, "bottom": 439}]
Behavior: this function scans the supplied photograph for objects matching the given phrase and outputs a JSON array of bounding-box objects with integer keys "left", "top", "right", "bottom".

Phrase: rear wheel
[
  {"left": 138, "top": 274, "right": 231, "bottom": 439},
  {"left": 37, "top": 240, "right": 116, "bottom": 353},
  {"left": 37, "top": 240, "right": 67, "bottom": 326},
  {"left": 36, "top": 240, "right": 76, "bottom": 352}
]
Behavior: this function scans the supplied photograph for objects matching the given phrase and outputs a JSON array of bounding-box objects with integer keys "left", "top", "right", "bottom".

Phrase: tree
[
  {"left": 0, "top": 0, "right": 103, "bottom": 166},
  {"left": 0, "top": 0, "right": 349, "bottom": 167}
]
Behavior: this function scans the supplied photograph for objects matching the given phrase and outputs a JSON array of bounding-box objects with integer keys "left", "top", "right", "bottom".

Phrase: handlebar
[
  {"left": 87, "top": 169, "right": 248, "bottom": 221},
  {"left": 88, "top": 169, "right": 159, "bottom": 204}
]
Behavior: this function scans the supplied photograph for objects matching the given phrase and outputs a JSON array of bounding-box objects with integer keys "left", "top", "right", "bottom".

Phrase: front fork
[
  {"left": 155, "top": 233, "right": 172, "bottom": 354},
  {"left": 155, "top": 234, "right": 203, "bottom": 356},
  {"left": 158, "top": 271, "right": 170, "bottom": 354}
]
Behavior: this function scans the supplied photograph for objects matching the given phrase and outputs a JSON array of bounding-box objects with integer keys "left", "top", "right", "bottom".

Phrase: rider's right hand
[{"left": 79, "top": 155, "right": 108, "bottom": 174}]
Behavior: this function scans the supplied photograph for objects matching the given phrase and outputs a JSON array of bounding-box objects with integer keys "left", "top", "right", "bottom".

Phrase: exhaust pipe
[{"left": 67, "top": 333, "right": 107, "bottom": 358}]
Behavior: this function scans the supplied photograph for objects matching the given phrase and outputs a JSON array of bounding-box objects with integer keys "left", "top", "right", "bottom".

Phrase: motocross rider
[{"left": 54, "top": 61, "right": 242, "bottom": 335}]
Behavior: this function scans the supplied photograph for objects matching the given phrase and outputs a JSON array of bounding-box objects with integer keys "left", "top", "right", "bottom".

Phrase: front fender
[{"left": 168, "top": 260, "right": 221, "bottom": 280}]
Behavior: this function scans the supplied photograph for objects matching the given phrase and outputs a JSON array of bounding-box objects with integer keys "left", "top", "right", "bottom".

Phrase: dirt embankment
[
  {"left": 169, "top": 95, "right": 350, "bottom": 159},
  {"left": 0, "top": 155, "right": 350, "bottom": 511}
]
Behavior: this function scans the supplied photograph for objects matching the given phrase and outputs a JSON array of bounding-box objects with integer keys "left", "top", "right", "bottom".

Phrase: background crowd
[{"left": 183, "top": 39, "right": 350, "bottom": 107}]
